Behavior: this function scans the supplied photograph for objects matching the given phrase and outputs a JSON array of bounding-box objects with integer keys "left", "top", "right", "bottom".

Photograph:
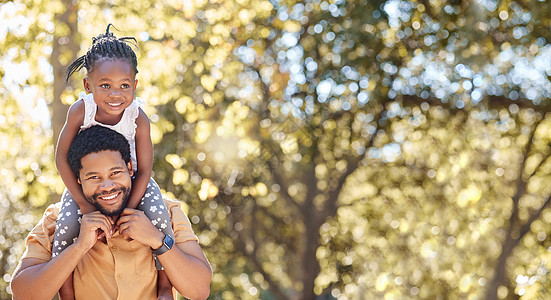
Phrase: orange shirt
[{"left": 20, "top": 198, "right": 198, "bottom": 300}]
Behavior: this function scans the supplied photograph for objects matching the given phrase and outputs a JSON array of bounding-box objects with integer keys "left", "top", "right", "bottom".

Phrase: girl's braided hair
[{"left": 66, "top": 24, "right": 138, "bottom": 83}]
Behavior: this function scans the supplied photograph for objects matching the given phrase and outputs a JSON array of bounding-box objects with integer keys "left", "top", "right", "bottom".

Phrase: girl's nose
[{"left": 109, "top": 90, "right": 123, "bottom": 97}]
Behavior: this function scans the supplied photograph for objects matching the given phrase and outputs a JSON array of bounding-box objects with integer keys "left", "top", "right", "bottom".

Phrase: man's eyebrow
[
  {"left": 83, "top": 166, "right": 126, "bottom": 177},
  {"left": 109, "top": 166, "right": 126, "bottom": 171},
  {"left": 83, "top": 171, "right": 99, "bottom": 177}
]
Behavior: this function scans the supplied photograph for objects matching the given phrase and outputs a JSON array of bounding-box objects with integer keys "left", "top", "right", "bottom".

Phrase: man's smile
[
  {"left": 98, "top": 191, "right": 120, "bottom": 202},
  {"left": 94, "top": 189, "right": 125, "bottom": 208},
  {"left": 88, "top": 185, "right": 129, "bottom": 217}
]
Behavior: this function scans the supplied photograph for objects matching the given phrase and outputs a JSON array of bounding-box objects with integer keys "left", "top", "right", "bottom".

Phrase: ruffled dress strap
[
  {"left": 119, "top": 98, "right": 141, "bottom": 140},
  {"left": 80, "top": 92, "right": 98, "bottom": 131}
]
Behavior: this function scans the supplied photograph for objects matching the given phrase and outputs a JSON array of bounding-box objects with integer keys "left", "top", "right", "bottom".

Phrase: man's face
[{"left": 78, "top": 150, "right": 133, "bottom": 216}]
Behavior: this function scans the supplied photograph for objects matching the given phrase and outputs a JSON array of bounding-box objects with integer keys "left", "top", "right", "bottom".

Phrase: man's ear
[
  {"left": 83, "top": 77, "right": 92, "bottom": 94},
  {"left": 127, "top": 162, "right": 134, "bottom": 177},
  {"left": 77, "top": 177, "right": 81, "bottom": 184}
]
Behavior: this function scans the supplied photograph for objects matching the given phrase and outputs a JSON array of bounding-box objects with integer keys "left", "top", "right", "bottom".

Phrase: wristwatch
[{"left": 152, "top": 234, "right": 174, "bottom": 256}]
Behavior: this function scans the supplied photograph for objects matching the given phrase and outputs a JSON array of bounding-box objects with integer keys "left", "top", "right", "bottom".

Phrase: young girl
[{"left": 54, "top": 25, "right": 174, "bottom": 298}]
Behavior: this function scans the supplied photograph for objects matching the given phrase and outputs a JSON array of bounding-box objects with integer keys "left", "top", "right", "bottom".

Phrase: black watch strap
[{"left": 152, "top": 234, "right": 174, "bottom": 256}]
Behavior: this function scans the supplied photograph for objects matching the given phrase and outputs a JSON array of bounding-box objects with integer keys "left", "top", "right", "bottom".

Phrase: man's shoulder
[
  {"left": 30, "top": 202, "right": 61, "bottom": 238},
  {"left": 162, "top": 197, "right": 185, "bottom": 211},
  {"left": 162, "top": 197, "right": 198, "bottom": 243},
  {"left": 21, "top": 202, "right": 62, "bottom": 261},
  {"left": 41, "top": 202, "right": 61, "bottom": 226}
]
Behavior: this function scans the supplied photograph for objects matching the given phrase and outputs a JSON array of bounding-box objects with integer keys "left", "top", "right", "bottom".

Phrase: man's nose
[{"left": 100, "top": 179, "right": 116, "bottom": 190}]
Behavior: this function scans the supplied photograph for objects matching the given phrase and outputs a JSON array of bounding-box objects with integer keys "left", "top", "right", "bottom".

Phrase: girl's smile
[{"left": 83, "top": 58, "right": 138, "bottom": 125}]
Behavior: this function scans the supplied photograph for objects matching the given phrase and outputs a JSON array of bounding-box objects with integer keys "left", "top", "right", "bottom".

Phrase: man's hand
[
  {"left": 116, "top": 208, "right": 164, "bottom": 249},
  {"left": 74, "top": 211, "right": 114, "bottom": 251}
]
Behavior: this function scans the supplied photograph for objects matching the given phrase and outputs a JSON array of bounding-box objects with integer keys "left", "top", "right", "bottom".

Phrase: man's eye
[
  {"left": 101, "top": 84, "right": 110, "bottom": 89},
  {"left": 88, "top": 176, "right": 100, "bottom": 180},
  {"left": 112, "top": 171, "right": 122, "bottom": 176}
]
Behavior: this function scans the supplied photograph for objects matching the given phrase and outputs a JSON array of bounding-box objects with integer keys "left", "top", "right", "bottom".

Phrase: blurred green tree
[{"left": 0, "top": 0, "right": 73, "bottom": 298}]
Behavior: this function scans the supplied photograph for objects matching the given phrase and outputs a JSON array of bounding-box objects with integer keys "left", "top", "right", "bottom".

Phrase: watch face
[
  {"left": 153, "top": 234, "right": 174, "bottom": 256},
  {"left": 164, "top": 234, "right": 174, "bottom": 249}
]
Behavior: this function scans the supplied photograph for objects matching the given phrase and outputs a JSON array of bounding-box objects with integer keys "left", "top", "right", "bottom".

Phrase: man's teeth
[{"left": 101, "top": 193, "right": 118, "bottom": 200}]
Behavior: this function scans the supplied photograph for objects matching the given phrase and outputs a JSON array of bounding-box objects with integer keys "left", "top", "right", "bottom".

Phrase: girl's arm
[
  {"left": 125, "top": 108, "right": 153, "bottom": 209},
  {"left": 55, "top": 100, "right": 96, "bottom": 214}
]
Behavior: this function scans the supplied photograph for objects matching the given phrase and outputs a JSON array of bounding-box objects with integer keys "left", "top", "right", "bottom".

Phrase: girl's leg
[
  {"left": 137, "top": 178, "right": 175, "bottom": 270},
  {"left": 52, "top": 189, "right": 82, "bottom": 258},
  {"left": 53, "top": 189, "right": 81, "bottom": 300}
]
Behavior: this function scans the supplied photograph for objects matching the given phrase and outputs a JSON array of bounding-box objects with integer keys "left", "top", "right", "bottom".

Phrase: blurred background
[{"left": 2, "top": 0, "right": 551, "bottom": 299}]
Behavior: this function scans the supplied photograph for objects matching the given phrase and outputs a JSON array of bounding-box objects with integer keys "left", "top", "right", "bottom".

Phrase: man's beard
[{"left": 86, "top": 187, "right": 130, "bottom": 217}]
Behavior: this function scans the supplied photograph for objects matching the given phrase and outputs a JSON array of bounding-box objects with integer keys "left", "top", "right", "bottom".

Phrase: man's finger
[
  {"left": 84, "top": 217, "right": 113, "bottom": 238},
  {"left": 116, "top": 216, "right": 131, "bottom": 228},
  {"left": 118, "top": 221, "right": 129, "bottom": 234},
  {"left": 85, "top": 212, "right": 115, "bottom": 228},
  {"left": 120, "top": 228, "right": 129, "bottom": 239},
  {"left": 119, "top": 208, "right": 140, "bottom": 216},
  {"left": 93, "top": 221, "right": 112, "bottom": 238},
  {"left": 116, "top": 212, "right": 143, "bottom": 227}
]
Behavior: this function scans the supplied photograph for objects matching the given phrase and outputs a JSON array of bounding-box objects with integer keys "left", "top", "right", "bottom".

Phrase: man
[{"left": 10, "top": 125, "right": 212, "bottom": 300}]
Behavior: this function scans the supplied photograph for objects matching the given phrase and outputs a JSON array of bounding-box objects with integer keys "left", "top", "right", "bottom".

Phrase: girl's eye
[
  {"left": 101, "top": 84, "right": 110, "bottom": 89},
  {"left": 121, "top": 84, "right": 130, "bottom": 89}
]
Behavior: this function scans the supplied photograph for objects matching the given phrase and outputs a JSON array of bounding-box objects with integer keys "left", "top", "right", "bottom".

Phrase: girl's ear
[
  {"left": 134, "top": 79, "right": 138, "bottom": 90},
  {"left": 83, "top": 77, "right": 92, "bottom": 93}
]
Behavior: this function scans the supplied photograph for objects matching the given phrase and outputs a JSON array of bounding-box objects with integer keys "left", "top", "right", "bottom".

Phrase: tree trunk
[
  {"left": 49, "top": 0, "right": 79, "bottom": 203},
  {"left": 485, "top": 228, "right": 519, "bottom": 300},
  {"left": 50, "top": 0, "right": 79, "bottom": 152},
  {"left": 301, "top": 211, "right": 322, "bottom": 300}
]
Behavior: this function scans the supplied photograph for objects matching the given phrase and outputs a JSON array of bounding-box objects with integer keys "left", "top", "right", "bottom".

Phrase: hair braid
[{"left": 65, "top": 24, "right": 139, "bottom": 83}]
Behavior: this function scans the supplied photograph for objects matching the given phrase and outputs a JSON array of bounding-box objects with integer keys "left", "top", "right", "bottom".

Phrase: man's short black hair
[{"left": 68, "top": 125, "right": 131, "bottom": 178}]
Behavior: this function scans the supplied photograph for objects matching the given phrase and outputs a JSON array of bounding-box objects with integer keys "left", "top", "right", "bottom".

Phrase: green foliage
[{"left": 0, "top": 88, "right": 60, "bottom": 299}]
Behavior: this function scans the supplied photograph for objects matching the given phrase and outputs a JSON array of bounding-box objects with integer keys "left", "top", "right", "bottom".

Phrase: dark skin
[{"left": 56, "top": 59, "right": 173, "bottom": 300}]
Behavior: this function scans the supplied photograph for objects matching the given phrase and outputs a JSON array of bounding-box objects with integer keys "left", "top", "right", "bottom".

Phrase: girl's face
[{"left": 83, "top": 59, "right": 138, "bottom": 116}]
